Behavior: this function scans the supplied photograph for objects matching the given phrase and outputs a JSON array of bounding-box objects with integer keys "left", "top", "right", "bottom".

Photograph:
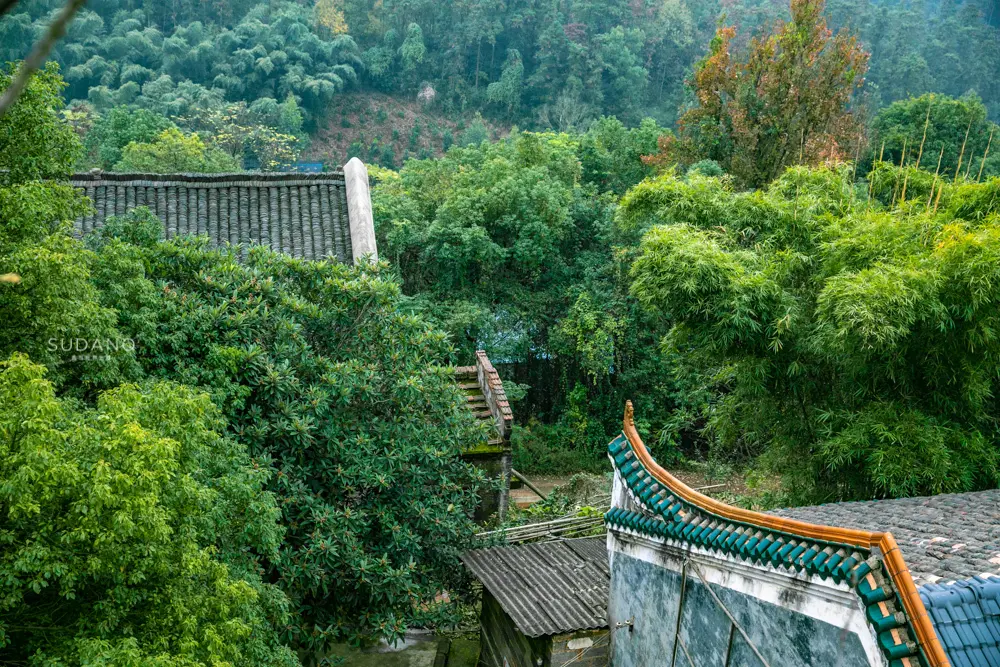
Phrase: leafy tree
[
  {"left": 0, "top": 62, "right": 79, "bottom": 185},
  {"left": 0, "top": 354, "right": 297, "bottom": 666},
  {"left": 458, "top": 113, "right": 490, "bottom": 146},
  {"left": 373, "top": 129, "right": 681, "bottom": 464},
  {"left": 115, "top": 127, "right": 241, "bottom": 172},
  {"left": 0, "top": 63, "right": 137, "bottom": 393},
  {"left": 486, "top": 49, "right": 523, "bottom": 118},
  {"left": 89, "top": 209, "right": 489, "bottom": 649},
  {"left": 870, "top": 92, "right": 1000, "bottom": 181},
  {"left": 186, "top": 102, "right": 301, "bottom": 169},
  {"left": 85, "top": 105, "right": 175, "bottom": 169},
  {"left": 399, "top": 22, "right": 427, "bottom": 78},
  {"left": 646, "top": 0, "right": 869, "bottom": 189},
  {"left": 627, "top": 164, "right": 1000, "bottom": 500},
  {"left": 578, "top": 116, "right": 668, "bottom": 195},
  {"left": 316, "top": 0, "right": 350, "bottom": 36}
]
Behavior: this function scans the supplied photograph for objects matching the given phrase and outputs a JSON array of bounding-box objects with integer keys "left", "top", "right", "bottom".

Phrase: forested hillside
[{"left": 2, "top": 0, "right": 998, "bottom": 168}]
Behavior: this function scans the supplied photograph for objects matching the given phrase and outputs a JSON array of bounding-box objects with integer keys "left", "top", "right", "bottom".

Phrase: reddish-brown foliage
[{"left": 645, "top": 0, "right": 869, "bottom": 188}]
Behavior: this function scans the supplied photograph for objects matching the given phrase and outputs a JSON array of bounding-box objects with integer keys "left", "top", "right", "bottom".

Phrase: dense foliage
[
  {"left": 0, "top": 65, "right": 297, "bottom": 665},
  {"left": 0, "top": 62, "right": 136, "bottom": 393},
  {"left": 373, "top": 120, "right": 687, "bottom": 469},
  {"left": 89, "top": 212, "right": 489, "bottom": 647},
  {"left": 2, "top": 64, "right": 489, "bottom": 659},
  {"left": 627, "top": 165, "right": 1000, "bottom": 501},
  {"left": 2, "top": 0, "right": 998, "bottom": 146},
  {"left": 869, "top": 92, "right": 1000, "bottom": 180},
  {"left": 1, "top": 1, "right": 360, "bottom": 122},
  {"left": 0, "top": 355, "right": 296, "bottom": 666}
]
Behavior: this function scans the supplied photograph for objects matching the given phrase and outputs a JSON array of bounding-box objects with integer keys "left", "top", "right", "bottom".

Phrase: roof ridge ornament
[{"left": 624, "top": 399, "right": 635, "bottom": 429}]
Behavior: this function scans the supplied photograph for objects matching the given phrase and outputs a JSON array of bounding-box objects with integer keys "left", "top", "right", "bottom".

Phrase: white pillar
[{"left": 343, "top": 157, "right": 378, "bottom": 265}]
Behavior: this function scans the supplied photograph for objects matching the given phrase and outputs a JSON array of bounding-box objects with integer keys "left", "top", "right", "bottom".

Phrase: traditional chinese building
[
  {"left": 606, "top": 401, "right": 1000, "bottom": 667},
  {"left": 70, "top": 158, "right": 377, "bottom": 264}
]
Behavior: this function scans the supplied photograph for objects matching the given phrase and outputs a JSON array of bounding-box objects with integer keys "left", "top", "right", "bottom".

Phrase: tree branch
[{"left": 0, "top": 0, "right": 87, "bottom": 119}]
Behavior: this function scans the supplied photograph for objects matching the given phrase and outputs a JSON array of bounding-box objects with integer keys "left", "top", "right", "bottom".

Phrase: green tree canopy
[
  {"left": 85, "top": 105, "right": 176, "bottom": 169},
  {"left": 89, "top": 208, "right": 489, "bottom": 649},
  {"left": 0, "top": 354, "right": 296, "bottom": 665},
  {"left": 646, "top": 0, "right": 869, "bottom": 189},
  {"left": 373, "top": 125, "right": 681, "bottom": 466},
  {"left": 870, "top": 93, "right": 1000, "bottom": 181},
  {"left": 115, "top": 127, "right": 241, "bottom": 172},
  {"left": 627, "top": 165, "right": 1000, "bottom": 501},
  {"left": 0, "top": 62, "right": 137, "bottom": 393}
]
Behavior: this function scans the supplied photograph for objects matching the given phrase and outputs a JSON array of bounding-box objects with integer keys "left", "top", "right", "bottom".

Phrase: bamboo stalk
[
  {"left": 915, "top": 95, "right": 933, "bottom": 169},
  {"left": 511, "top": 468, "right": 548, "bottom": 500},
  {"left": 868, "top": 141, "right": 886, "bottom": 205},
  {"left": 954, "top": 116, "right": 973, "bottom": 183},
  {"left": 965, "top": 149, "right": 975, "bottom": 180},
  {"left": 851, "top": 133, "right": 862, "bottom": 189},
  {"left": 891, "top": 138, "right": 907, "bottom": 207},
  {"left": 977, "top": 126, "right": 994, "bottom": 182},
  {"left": 928, "top": 146, "right": 944, "bottom": 210}
]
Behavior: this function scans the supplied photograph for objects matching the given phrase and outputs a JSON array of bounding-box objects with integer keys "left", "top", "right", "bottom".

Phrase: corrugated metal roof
[
  {"left": 70, "top": 171, "right": 352, "bottom": 263},
  {"left": 462, "top": 537, "right": 609, "bottom": 637}
]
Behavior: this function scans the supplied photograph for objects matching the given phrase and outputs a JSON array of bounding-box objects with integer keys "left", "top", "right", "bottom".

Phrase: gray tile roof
[
  {"left": 770, "top": 489, "right": 1000, "bottom": 585},
  {"left": 70, "top": 171, "right": 353, "bottom": 262},
  {"left": 462, "top": 537, "right": 609, "bottom": 637}
]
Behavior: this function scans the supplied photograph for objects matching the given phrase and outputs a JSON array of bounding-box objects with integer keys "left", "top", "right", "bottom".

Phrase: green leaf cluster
[
  {"left": 89, "top": 210, "right": 489, "bottom": 649},
  {"left": 0, "top": 354, "right": 296, "bottom": 666}
]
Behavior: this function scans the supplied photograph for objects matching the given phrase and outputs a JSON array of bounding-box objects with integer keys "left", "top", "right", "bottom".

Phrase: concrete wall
[{"left": 608, "top": 540, "right": 880, "bottom": 667}]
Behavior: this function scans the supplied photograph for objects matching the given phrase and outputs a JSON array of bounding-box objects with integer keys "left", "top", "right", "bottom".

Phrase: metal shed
[{"left": 462, "top": 537, "right": 610, "bottom": 667}]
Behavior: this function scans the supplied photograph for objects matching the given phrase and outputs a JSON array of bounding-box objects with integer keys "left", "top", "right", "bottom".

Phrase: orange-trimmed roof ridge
[{"left": 620, "top": 400, "right": 950, "bottom": 667}]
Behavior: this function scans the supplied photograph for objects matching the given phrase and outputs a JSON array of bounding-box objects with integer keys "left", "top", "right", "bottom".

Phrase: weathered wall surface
[
  {"left": 477, "top": 591, "right": 549, "bottom": 667},
  {"left": 608, "top": 549, "right": 876, "bottom": 667},
  {"left": 550, "top": 629, "right": 609, "bottom": 667}
]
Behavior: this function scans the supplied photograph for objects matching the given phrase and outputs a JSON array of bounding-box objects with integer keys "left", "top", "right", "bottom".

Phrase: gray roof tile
[
  {"left": 70, "top": 171, "right": 352, "bottom": 263},
  {"left": 461, "top": 537, "right": 609, "bottom": 637},
  {"left": 770, "top": 489, "right": 1000, "bottom": 585}
]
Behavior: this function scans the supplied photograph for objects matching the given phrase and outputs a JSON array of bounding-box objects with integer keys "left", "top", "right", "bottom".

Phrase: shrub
[{"left": 0, "top": 354, "right": 296, "bottom": 666}]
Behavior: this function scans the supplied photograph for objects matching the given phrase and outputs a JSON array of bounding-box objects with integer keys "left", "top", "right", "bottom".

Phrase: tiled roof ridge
[
  {"left": 607, "top": 400, "right": 950, "bottom": 667},
  {"left": 71, "top": 170, "right": 346, "bottom": 185},
  {"left": 475, "top": 350, "right": 512, "bottom": 437}
]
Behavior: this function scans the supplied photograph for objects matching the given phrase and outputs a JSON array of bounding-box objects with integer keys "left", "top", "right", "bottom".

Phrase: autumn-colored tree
[
  {"left": 646, "top": 0, "right": 869, "bottom": 189},
  {"left": 315, "top": 0, "right": 349, "bottom": 36}
]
